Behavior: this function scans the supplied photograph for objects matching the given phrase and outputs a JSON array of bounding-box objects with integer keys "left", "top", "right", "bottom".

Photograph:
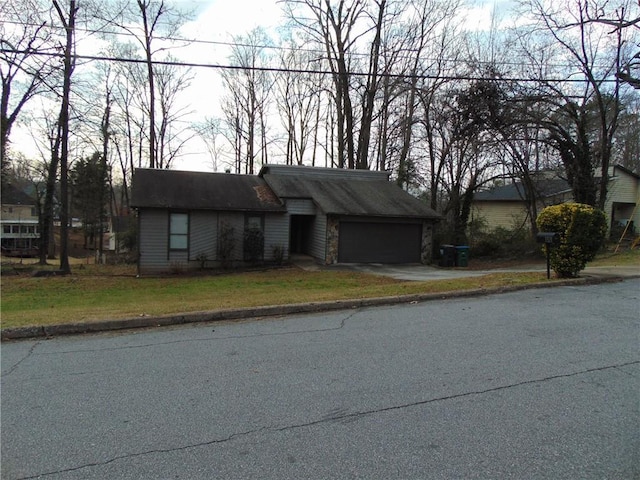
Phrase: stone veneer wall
[
  {"left": 421, "top": 221, "right": 434, "bottom": 264},
  {"left": 326, "top": 216, "right": 339, "bottom": 264},
  {"left": 327, "top": 217, "right": 434, "bottom": 265}
]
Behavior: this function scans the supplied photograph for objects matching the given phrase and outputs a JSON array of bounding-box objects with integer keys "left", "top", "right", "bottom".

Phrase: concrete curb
[{"left": 0, "top": 274, "right": 630, "bottom": 341}]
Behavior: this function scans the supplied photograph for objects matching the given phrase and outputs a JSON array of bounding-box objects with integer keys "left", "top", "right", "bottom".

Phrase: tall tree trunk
[
  {"left": 99, "top": 90, "right": 111, "bottom": 261},
  {"left": 51, "top": 0, "right": 77, "bottom": 274},
  {"left": 397, "top": 87, "right": 417, "bottom": 188},
  {"left": 138, "top": 0, "right": 157, "bottom": 169},
  {"left": 356, "top": 0, "right": 385, "bottom": 170},
  {"left": 39, "top": 143, "right": 59, "bottom": 265}
]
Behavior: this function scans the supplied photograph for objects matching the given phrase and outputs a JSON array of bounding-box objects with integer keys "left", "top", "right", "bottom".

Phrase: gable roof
[
  {"left": 474, "top": 178, "right": 571, "bottom": 202},
  {"left": 131, "top": 169, "right": 285, "bottom": 212},
  {"left": 260, "top": 164, "right": 440, "bottom": 219},
  {"left": 1, "top": 183, "right": 36, "bottom": 206},
  {"left": 611, "top": 164, "right": 640, "bottom": 179},
  {"left": 474, "top": 165, "right": 639, "bottom": 203}
]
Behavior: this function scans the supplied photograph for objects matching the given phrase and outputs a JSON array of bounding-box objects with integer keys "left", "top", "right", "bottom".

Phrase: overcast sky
[
  {"left": 12, "top": 0, "right": 518, "bottom": 172},
  {"left": 169, "top": 0, "right": 517, "bottom": 170}
]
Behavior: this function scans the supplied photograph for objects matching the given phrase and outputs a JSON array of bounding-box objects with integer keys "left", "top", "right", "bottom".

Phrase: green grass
[
  {"left": 2, "top": 248, "right": 637, "bottom": 329},
  {"left": 588, "top": 247, "right": 640, "bottom": 267},
  {"left": 1, "top": 268, "right": 548, "bottom": 329}
]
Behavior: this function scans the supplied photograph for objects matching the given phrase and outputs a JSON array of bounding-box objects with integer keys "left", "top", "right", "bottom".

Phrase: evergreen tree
[{"left": 70, "top": 152, "right": 108, "bottom": 249}]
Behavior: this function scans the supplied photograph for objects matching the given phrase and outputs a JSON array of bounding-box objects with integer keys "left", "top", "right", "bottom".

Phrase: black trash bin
[
  {"left": 455, "top": 246, "right": 469, "bottom": 267},
  {"left": 439, "top": 245, "right": 456, "bottom": 267}
]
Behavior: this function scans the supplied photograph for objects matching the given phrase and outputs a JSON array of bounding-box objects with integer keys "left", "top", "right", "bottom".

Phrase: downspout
[{"left": 136, "top": 209, "right": 141, "bottom": 277}]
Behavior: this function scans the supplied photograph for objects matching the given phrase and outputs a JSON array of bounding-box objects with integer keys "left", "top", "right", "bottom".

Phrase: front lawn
[
  {"left": 2, "top": 248, "right": 636, "bottom": 329},
  {"left": 1, "top": 267, "right": 548, "bottom": 329}
]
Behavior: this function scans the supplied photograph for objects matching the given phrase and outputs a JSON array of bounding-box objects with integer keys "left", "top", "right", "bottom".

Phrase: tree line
[{"left": 1, "top": 0, "right": 639, "bottom": 271}]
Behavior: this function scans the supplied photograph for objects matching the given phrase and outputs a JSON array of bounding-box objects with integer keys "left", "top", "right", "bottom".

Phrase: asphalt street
[{"left": 2, "top": 279, "right": 639, "bottom": 479}]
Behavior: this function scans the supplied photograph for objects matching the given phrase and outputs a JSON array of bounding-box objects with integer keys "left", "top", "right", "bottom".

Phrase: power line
[
  {"left": 1, "top": 18, "right": 618, "bottom": 72},
  {"left": 1, "top": 47, "right": 618, "bottom": 85},
  {"left": 2, "top": 19, "right": 325, "bottom": 55}
]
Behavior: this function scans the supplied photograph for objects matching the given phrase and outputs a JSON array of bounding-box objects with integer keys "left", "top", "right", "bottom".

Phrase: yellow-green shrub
[{"left": 536, "top": 203, "right": 607, "bottom": 278}]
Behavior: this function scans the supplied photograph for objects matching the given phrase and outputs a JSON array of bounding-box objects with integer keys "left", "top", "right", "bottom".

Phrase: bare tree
[
  {"left": 220, "top": 89, "right": 246, "bottom": 174},
  {"left": 390, "top": 0, "right": 461, "bottom": 188},
  {"left": 193, "top": 117, "right": 225, "bottom": 172},
  {"left": 0, "top": 0, "right": 57, "bottom": 183},
  {"left": 518, "top": 0, "right": 634, "bottom": 209},
  {"left": 579, "top": 2, "right": 640, "bottom": 89},
  {"left": 154, "top": 59, "right": 194, "bottom": 169},
  {"left": 439, "top": 83, "right": 499, "bottom": 244},
  {"left": 50, "top": 0, "right": 78, "bottom": 274},
  {"left": 283, "top": 0, "right": 392, "bottom": 169},
  {"left": 220, "top": 28, "right": 274, "bottom": 174},
  {"left": 111, "top": 0, "right": 191, "bottom": 169},
  {"left": 274, "top": 37, "right": 323, "bottom": 165},
  {"left": 108, "top": 41, "right": 147, "bottom": 202}
]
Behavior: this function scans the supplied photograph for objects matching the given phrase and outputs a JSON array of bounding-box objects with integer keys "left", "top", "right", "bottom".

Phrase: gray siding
[
  {"left": 264, "top": 213, "right": 289, "bottom": 260},
  {"left": 309, "top": 213, "right": 327, "bottom": 261},
  {"left": 286, "top": 198, "right": 316, "bottom": 215},
  {"left": 190, "top": 211, "right": 217, "bottom": 261},
  {"left": 168, "top": 250, "right": 188, "bottom": 269},
  {"left": 138, "top": 209, "right": 169, "bottom": 274},
  {"left": 285, "top": 198, "right": 325, "bottom": 262},
  {"left": 138, "top": 209, "right": 290, "bottom": 273},
  {"left": 218, "top": 212, "right": 245, "bottom": 262}
]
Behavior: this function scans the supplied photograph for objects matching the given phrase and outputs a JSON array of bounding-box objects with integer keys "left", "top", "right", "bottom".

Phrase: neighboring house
[
  {"left": 104, "top": 215, "right": 135, "bottom": 252},
  {"left": 605, "top": 165, "right": 640, "bottom": 233},
  {"left": 131, "top": 165, "right": 441, "bottom": 275},
  {"left": 471, "top": 165, "right": 640, "bottom": 234},
  {"left": 1, "top": 183, "right": 40, "bottom": 256},
  {"left": 471, "top": 175, "right": 573, "bottom": 231}
]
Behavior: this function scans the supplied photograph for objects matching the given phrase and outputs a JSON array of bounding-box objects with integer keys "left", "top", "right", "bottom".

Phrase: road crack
[
  {"left": 15, "top": 359, "right": 637, "bottom": 479},
  {"left": 269, "top": 360, "right": 640, "bottom": 433},
  {"left": 15, "top": 427, "right": 270, "bottom": 479},
  {"left": 34, "top": 311, "right": 360, "bottom": 356},
  {"left": 1, "top": 341, "right": 40, "bottom": 378}
]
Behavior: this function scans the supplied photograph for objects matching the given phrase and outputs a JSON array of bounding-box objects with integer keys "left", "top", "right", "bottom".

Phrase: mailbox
[
  {"left": 536, "top": 232, "right": 560, "bottom": 279},
  {"left": 536, "top": 232, "right": 560, "bottom": 244}
]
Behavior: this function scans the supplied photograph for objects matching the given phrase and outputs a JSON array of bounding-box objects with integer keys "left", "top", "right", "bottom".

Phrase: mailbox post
[{"left": 536, "top": 232, "right": 560, "bottom": 279}]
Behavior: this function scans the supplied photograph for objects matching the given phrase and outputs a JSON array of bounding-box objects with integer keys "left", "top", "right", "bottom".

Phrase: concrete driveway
[
  {"left": 326, "top": 262, "right": 498, "bottom": 281},
  {"left": 292, "top": 255, "right": 640, "bottom": 281}
]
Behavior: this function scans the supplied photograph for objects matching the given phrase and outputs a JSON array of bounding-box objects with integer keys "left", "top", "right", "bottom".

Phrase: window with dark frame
[
  {"left": 243, "top": 214, "right": 265, "bottom": 262},
  {"left": 169, "top": 212, "right": 189, "bottom": 250},
  {"left": 245, "top": 214, "right": 263, "bottom": 231}
]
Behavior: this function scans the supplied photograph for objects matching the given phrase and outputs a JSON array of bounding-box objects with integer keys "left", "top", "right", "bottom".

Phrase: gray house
[{"left": 131, "top": 165, "right": 440, "bottom": 275}]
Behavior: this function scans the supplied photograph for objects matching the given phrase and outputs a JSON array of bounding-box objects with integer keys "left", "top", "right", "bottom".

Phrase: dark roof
[
  {"left": 130, "top": 169, "right": 285, "bottom": 212},
  {"left": 1, "top": 183, "right": 36, "bottom": 206},
  {"left": 260, "top": 164, "right": 391, "bottom": 182},
  {"left": 261, "top": 165, "right": 440, "bottom": 219},
  {"left": 474, "top": 179, "right": 571, "bottom": 202}
]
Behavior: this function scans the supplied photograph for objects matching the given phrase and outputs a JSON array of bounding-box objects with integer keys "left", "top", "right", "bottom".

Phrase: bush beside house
[{"left": 536, "top": 203, "right": 607, "bottom": 278}]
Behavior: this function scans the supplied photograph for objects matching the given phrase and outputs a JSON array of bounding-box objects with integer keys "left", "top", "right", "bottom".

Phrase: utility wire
[
  {"left": 1, "top": 18, "right": 617, "bottom": 72},
  {"left": 1, "top": 48, "right": 617, "bottom": 84}
]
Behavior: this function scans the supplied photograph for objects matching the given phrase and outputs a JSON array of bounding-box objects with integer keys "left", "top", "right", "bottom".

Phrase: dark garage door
[{"left": 338, "top": 222, "right": 422, "bottom": 263}]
